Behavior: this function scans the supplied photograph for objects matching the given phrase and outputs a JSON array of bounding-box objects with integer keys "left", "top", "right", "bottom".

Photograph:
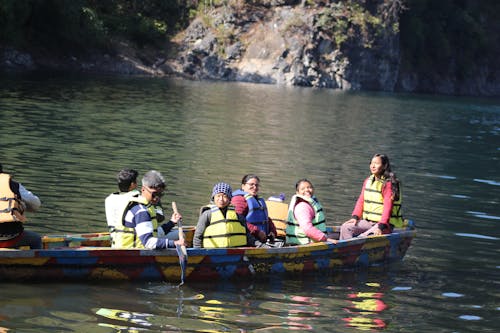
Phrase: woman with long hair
[{"left": 339, "top": 154, "right": 404, "bottom": 240}]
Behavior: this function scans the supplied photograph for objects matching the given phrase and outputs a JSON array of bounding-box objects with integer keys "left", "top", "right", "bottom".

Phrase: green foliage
[
  {"left": 0, "top": 0, "right": 32, "bottom": 46},
  {"left": 103, "top": 12, "right": 167, "bottom": 47},
  {"left": 87, "top": 0, "right": 194, "bottom": 48},
  {"left": 315, "top": 1, "right": 391, "bottom": 49},
  {"left": 399, "top": 0, "right": 500, "bottom": 77},
  {"left": 0, "top": 0, "right": 196, "bottom": 53},
  {"left": 189, "top": 8, "right": 199, "bottom": 20},
  {"left": 0, "top": 0, "right": 111, "bottom": 52}
]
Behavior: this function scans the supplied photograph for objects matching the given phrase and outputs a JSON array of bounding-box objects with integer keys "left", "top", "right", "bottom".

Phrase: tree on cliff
[{"left": 0, "top": 0, "right": 195, "bottom": 53}]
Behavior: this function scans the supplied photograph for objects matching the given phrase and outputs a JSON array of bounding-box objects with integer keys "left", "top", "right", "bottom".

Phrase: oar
[{"left": 172, "top": 201, "right": 187, "bottom": 286}]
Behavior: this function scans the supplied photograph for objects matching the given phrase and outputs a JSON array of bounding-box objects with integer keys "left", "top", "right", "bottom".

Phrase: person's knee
[
  {"left": 165, "top": 230, "right": 180, "bottom": 240},
  {"left": 25, "top": 230, "right": 42, "bottom": 249},
  {"left": 33, "top": 239, "right": 42, "bottom": 249}
]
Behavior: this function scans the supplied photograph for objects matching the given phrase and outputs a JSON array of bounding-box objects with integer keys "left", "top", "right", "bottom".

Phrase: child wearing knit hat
[
  {"left": 192, "top": 182, "right": 258, "bottom": 248},
  {"left": 211, "top": 182, "right": 232, "bottom": 201}
]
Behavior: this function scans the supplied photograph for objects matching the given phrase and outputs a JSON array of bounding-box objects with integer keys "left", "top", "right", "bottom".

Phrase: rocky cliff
[
  {"left": 2, "top": 1, "right": 498, "bottom": 97},
  {"left": 167, "top": 1, "right": 402, "bottom": 92}
]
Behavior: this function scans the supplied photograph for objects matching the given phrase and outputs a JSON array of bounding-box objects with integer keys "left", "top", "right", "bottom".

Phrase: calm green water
[{"left": 0, "top": 73, "right": 499, "bottom": 332}]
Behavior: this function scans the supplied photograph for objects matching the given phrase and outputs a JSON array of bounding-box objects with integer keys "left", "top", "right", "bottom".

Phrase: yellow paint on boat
[
  {"left": 155, "top": 254, "right": 205, "bottom": 264},
  {"left": 0, "top": 257, "right": 49, "bottom": 265},
  {"left": 153, "top": 256, "right": 179, "bottom": 264},
  {"left": 283, "top": 261, "right": 304, "bottom": 272},
  {"left": 90, "top": 268, "right": 129, "bottom": 280}
]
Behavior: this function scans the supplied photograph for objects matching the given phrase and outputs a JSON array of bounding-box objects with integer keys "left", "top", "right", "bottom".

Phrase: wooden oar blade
[{"left": 172, "top": 201, "right": 187, "bottom": 286}]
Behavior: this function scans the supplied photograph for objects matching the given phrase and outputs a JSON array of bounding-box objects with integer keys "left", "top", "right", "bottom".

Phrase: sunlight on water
[
  {"left": 465, "top": 211, "right": 500, "bottom": 220},
  {"left": 424, "top": 173, "right": 457, "bottom": 180},
  {"left": 451, "top": 194, "right": 470, "bottom": 199},
  {"left": 442, "top": 292, "right": 464, "bottom": 298},
  {"left": 455, "top": 233, "right": 499, "bottom": 240},
  {"left": 473, "top": 178, "right": 500, "bottom": 186},
  {"left": 459, "top": 315, "right": 482, "bottom": 321},
  {"left": 392, "top": 286, "right": 412, "bottom": 291}
]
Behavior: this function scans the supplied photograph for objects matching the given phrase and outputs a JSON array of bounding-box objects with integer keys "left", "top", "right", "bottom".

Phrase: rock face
[
  {"left": 169, "top": 2, "right": 402, "bottom": 93},
  {"left": 166, "top": 2, "right": 499, "bottom": 96},
  {"left": 1, "top": 48, "right": 36, "bottom": 71},
  {"left": 1, "top": 1, "right": 498, "bottom": 97}
]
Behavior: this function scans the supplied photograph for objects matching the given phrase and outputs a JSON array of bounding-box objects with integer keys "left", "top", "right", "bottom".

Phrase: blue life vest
[{"left": 232, "top": 189, "right": 269, "bottom": 234}]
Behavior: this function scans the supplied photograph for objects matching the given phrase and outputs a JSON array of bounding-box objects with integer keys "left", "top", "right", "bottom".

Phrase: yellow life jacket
[
  {"left": 112, "top": 196, "right": 159, "bottom": 249},
  {"left": 286, "top": 195, "right": 326, "bottom": 245},
  {"left": 202, "top": 205, "right": 247, "bottom": 248},
  {"left": 0, "top": 173, "right": 26, "bottom": 223},
  {"left": 362, "top": 175, "right": 404, "bottom": 227}
]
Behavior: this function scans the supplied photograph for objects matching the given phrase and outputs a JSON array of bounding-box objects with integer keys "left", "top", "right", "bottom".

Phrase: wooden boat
[{"left": 0, "top": 223, "right": 416, "bottom": 283}]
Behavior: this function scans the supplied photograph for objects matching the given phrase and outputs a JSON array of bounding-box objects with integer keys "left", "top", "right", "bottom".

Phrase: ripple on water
[
  {"left": 473, "top": 178, "right": 500, "bottom": 186},
  {"left": 465, "top": 211, "right": 500, "bottom": 220},
  {"left": 459, "top": 315, "right": 482, "bottom": 321},
  {"left": 442, "top": 292, "right": 464, "bottom": 298},
  {"left": 425, "top": 173, "right": 457, "bottom": 180},
  {"left": 451, "top": 194, "right": 470, "bottom": 199},
  {"left": 392, "top": 286, "right": 412, "bottom": 291},
  {"left": 455, "top": 233, "right": 499, "bottom": 240}
]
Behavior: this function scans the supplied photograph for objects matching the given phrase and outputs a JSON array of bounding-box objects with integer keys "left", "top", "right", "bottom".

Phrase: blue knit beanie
[{"left": 212, "top": 182, "right": 232, "bottom": 199}]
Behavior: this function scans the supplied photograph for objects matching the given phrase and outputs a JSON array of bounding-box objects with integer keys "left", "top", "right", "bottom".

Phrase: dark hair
[
  {"left": 0, "top": 163, "right": 2, "bottom": 173},
  {"left": 117, "top": 169, "right": 139, "bottom": 192},
  {"left": 373, "top": 154, "right": 400, "bottom": 201},
  {"left": 241, "top": 174, "right": 260, "bottom": 184},
  {"left": 295, "top": 178, "right": 313, "bottom": 191}
]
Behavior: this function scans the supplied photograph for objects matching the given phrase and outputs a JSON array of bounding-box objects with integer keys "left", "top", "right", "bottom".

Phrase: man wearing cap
[
  {"left": 192, "top": 182, "right": 258, "bottom": 248},
  {"left": 0, "top": 163, "right": 42, "bottom": 249},
  {"left": 112, "top": 170, "right": 185, "bottom": 249}
]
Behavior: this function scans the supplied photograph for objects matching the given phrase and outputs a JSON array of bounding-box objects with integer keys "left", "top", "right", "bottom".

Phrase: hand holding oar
[{"left": 172, "top": 201, "right": 187, "bottom": 286}]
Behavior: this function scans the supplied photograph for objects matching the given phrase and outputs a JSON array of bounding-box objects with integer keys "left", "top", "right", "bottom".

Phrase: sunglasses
[{"left": 144, "top": 186, "right": 165, "bottom": 198}]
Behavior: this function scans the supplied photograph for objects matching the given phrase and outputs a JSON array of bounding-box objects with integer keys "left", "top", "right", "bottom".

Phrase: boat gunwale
[{"left": 0, "top": 228, "right": 416, "bottom": 258}]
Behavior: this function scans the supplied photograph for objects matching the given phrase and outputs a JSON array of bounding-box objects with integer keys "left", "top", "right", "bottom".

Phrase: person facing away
[
  {"left": 231, "top": 174, "right": 277, "bottom": 243},
  {"left": 105, "top": 168, "right": 140, "bottom": 245},
  {"left": 339, "top": 154, "right": 404, "bottom": 240},
  {"left": 193, "top": 182, "right": 258, "bottom": 248},
  {"left": 112, "top": 170, "right": 185, "bottom": 249},
  {"left": 286, "top": 178, "right": 337, "bottom": 245},
  {"left": 0, "top": 163, "right": 42, "bottom": 249}
]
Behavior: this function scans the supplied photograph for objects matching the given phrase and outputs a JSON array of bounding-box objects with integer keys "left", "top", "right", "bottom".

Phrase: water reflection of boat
[
  {"left": 96, "top": 308, "right": 154, "bottom": 328},
  {"left": 0, "top": 224, "right": 415, "bottom": 283},
  {"left": 95, "top": 307, "right": 186, "bottom": 331},
  {"left": 343, "top": 290, "right": 388, "bottom": 330}
]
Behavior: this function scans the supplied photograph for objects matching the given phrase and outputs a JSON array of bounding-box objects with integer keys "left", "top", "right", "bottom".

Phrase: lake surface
[{"left": 0, "top": 73, "right": 499, "bottom": 332}]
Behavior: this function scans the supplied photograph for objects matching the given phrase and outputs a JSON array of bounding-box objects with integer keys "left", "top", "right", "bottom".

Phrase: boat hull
[{"left": 0, "top": 227, "right": 415, "bottom": 283}]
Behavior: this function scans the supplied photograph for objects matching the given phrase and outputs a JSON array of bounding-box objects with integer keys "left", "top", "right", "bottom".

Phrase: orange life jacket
[{"left": 0, "top": 173, "right": 26, "bottom": 223}]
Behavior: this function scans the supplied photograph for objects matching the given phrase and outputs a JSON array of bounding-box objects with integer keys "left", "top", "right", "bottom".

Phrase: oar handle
[{"left": 171, "top": 202, "right": 184, "bottom": 243}]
